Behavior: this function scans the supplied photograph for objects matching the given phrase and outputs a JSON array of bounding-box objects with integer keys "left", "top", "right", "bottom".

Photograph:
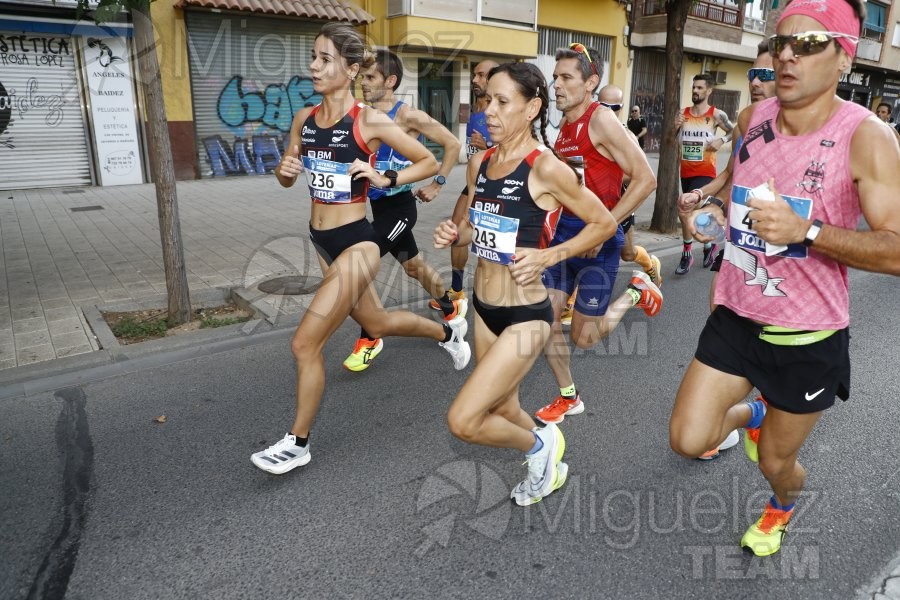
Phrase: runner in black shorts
[
  {"left": 695, "top": 307, "right": 849, "bottom": 414},
  {"left": 250, "top": 23, "right": 470, "bottom": 477},
  {"left": 341, "top": 48, "right": 464, "bottom": 372},
  {"left": 671, "top": 0, "right": 900, "bottom": 557},
  {"left": 434, "top": 62, "right": 619, "bottom": 506}
]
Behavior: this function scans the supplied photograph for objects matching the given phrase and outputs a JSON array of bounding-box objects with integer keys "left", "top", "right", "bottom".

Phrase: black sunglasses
[
  {"left": 600, "top": 102, "right": 622, "bottom": 112},
  {"left": 569, "top": 42, "right": 598, "bottom": 76},
  {"left": 768, "top": 31, "right": 858, "bottom": 58},
  {"left": 747, "top": 67, "right": 776, "bottom": 82}
]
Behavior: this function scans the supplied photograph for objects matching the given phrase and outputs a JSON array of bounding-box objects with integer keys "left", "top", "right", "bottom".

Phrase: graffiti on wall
[
  {"left": 0, "top": 80, "right": 12, "bottom": 148},
  {"left": 202, "top": 74, "right": 321, "bottom": 177}
]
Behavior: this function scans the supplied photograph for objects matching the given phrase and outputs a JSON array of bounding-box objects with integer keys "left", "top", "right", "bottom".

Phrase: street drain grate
[
  {"left": 70, "top": 205, "right": 105, "bottom": 212},
  {"left": 257, "top": 275, "right": 322, "bottom": 295}
]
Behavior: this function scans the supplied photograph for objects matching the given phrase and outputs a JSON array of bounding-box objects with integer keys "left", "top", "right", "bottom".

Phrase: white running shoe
[
  {"left": 511, "top": 423, "right": 567, "bottom": 506},
  {"left": 250, "top": 434, "right": 311, "bottom": 475},
  {"left": 440, "top": 314, "right": 471, "bottom": 370},
  {"left": 719, "top": 429, "right": 740, "bottom": 450}
]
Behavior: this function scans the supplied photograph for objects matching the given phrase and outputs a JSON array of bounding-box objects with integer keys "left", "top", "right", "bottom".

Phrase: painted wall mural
[{"left": 200, "top": 74, "right": 320, "bottom": 177}]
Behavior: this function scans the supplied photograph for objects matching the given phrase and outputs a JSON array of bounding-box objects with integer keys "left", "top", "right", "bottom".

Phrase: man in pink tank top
[{"left": 669, "top": 0, "right": 900, "bottom": 557}]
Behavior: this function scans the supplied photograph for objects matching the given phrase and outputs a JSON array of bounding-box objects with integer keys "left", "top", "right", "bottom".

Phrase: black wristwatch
[
  {"left": 384, "top": 169, "right": 398, "bottom": 188},
  {"left": 702, "top": 196, "right": 726, "bottom": 211},
  {"left": 434, "top": 175, "right": 446, "bottom": 186},
  {"left": 803, "top": 219, "right": 823, "bottom": 247}
]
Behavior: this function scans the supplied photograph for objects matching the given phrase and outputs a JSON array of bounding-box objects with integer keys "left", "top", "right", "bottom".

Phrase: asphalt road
[{"left": 2, "top": 257, "right": 899, "bottom": 600}]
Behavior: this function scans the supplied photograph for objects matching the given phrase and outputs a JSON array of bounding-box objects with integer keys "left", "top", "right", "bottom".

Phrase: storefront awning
[{"left": 177, "top": 0, "right": 375, "bottom": 24}]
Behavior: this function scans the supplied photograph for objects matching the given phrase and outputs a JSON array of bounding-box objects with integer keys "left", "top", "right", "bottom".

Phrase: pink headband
[{"left": 777, "top": 0, "right": 860, "bottom": 57}]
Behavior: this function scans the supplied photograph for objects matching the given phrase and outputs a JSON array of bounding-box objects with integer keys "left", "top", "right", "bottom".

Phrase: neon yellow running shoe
[
  {"left": 343, "top": 337, "right": 383, "bottom": 372},
  {"left": 741, "top": 502, "right": 794, "bottom": 557}
]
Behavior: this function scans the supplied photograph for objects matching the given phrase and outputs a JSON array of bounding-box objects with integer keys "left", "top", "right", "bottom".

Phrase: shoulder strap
[{"left": 525, "top": 145, "right": 546, "bottom": 167}]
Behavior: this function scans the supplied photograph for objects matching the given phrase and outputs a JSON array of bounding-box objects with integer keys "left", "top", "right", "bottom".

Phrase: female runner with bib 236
[{"left": 251, "top": 23, "right": 470, "bottom": 475}]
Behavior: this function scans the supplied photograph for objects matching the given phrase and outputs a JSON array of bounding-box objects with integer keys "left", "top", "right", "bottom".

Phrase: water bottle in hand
[{"left": 694, "top": 212, "right": 725, "bottom": 243}]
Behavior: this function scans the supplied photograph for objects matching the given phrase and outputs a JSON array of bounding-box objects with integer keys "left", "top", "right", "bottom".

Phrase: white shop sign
[{"left": 81, "top": 36, "right": 143, "bottom": 185}]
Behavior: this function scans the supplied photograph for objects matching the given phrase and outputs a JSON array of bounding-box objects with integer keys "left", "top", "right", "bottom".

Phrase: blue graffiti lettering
[
  {"left": 216, "top": 75, "right": 321, "bottom": 133},
  {"left": 203, "top": 134, "right": 288, "bottom": 177},
  {"left": 217, "top": 76, "right": 265, "bottom": 128}
]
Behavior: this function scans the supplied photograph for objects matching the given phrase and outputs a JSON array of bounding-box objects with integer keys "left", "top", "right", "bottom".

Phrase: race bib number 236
[{"left": 302, "top": 156, "right": 353, "bottom": 203}]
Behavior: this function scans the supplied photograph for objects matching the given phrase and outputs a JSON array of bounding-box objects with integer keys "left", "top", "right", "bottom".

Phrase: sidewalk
[{"left": 0, "top": 153, "right": 684, "bottom": 373}]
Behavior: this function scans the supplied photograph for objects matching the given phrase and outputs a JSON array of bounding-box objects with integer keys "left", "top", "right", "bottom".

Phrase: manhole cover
[{"left": 257, "top": 275, "right": 322, "bottom": 295}]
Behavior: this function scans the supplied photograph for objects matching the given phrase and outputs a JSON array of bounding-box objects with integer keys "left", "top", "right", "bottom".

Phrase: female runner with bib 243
[
  {"left": 434, "top": 62, "right": 617, "bottom": 505},
  {"left": 251, "top": 23, "right": 470, "bottom": 475}
]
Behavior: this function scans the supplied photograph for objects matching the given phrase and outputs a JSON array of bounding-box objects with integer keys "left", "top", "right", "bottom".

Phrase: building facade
[
  {"left": 629, "top": 0, "right": 900, "bottom": 153},
  {"left": 0, "top": 0, "right": 146, "bottom": 190},
  {"left": 629, "top": 0, "right": 767, "bottom": 152},
  {"left": 24, "top": 0, "right": 900, "bottom": 188}
]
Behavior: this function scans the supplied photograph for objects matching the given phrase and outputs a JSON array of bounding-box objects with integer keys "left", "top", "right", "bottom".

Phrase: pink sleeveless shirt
[{"left": 715, "top": 97, "right": 871, "bottom": 330}]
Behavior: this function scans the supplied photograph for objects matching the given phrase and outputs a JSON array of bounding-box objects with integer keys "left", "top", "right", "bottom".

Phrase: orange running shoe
[
  {"left": 430, "top": 288, "right": 466, "bottom": 311},
  {"left": 629, "top": 271, "right": 663, "bottom": 317},
  {"left": 442, "top": 298, "right": 468, "bottom": 322},
  {"left": 741, "top": 501, "right": 794, "bottom": 556},
  {"left": 535, "top": 394, "right": 584, "bottom": 424}
]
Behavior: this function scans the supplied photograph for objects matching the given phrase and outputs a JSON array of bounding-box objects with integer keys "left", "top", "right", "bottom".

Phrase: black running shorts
[
  {"left": 309, "top": 218, "right": 379, "bottom": 266},
  {"left": 472, "top": 294, "right": 553, "bottom": 337},
  {"left": 694, "top": 306, "right": 850, "bottom": 414},
  {"left": 371, "top": 190, "right": 419, "bottom": 262}
]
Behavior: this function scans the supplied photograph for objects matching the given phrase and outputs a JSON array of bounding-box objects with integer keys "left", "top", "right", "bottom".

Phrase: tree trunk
[
  {"left": 650, "top": 0, "right": 692, "bottom": 233},
  {"left": 133, "top": 6, "right": 192, "bottom": 325}
]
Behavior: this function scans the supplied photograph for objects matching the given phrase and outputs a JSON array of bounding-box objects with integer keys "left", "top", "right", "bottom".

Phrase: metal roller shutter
[
  {"left": 184, "top": 12, "right": 322, "bottom": 179},
  {"left": 0, "top": 31, "right": 92, "bottom": 189}
]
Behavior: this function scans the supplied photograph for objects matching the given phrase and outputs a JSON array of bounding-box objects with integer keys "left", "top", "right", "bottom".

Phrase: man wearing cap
[{"left": 669, "top": 0, "right": 900, "bottom": 557}]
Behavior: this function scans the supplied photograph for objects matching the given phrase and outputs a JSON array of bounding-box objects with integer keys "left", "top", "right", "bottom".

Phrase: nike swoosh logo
[{"left": 805, "top": 388, "right": 826, "bottom": 401}]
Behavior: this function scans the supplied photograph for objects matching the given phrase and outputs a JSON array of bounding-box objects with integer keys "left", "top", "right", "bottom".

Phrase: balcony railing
[
  {"left": 857, "top": 37, "right": 882, "bottom": 61},
  {"left": 862, "top": 24, "right": 885, "bottom": 43},
  {"left": 743, "top": 16, "right": 766, "bottom": 34},
  {"left": 643, "top": 0, "right": 742, "bottom": 27}
]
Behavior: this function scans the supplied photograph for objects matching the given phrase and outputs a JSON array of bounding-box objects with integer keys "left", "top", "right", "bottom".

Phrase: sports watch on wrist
[
  {"left": 803, "top": 219, "right": 823, "bottom": 247},
  {"left": 701, "top": 196, "right": 726, "bottom": 211},
  {"left": 434, "top": 175, "right": 446, "bottom": 186},
  {"left": 384, "top": 169, "right": 398, "bottom": 188}
]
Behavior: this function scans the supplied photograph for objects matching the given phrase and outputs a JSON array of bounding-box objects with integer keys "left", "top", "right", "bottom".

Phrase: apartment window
[
  {"left": 864, "top": 2, "right": 887, "bottom": 41},
  {"left": 743, "top": 0, "right": 766, "bottom": 33},
  {"left": 538, "top": 29, "right": 612, "bottom": 61},
  {"left": 893, "top": 22, "right": 900, "bottom": 47}
]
